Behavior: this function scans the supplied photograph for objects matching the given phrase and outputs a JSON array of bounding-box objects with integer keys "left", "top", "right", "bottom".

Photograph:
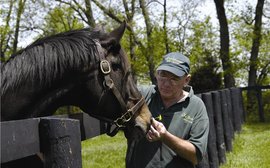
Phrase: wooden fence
[
  {"left": 1, "top": 113, "right": 107, "bottom": 168},
  {"left": 195, "top": 87, "right": 245, "bottom": 168},
  {"left": 1, "top": 87, "right": 246, "bottom": 168}
]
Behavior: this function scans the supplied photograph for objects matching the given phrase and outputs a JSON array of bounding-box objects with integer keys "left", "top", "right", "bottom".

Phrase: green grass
[
  {"left": 81, "top": 122, "right": 270, "bottom": 168},
  {"left": 221, "top": 122, "right": 270, "bottom": 168},
  {"left": 81, "top": 132, "right": 127, "bottom": 168}
]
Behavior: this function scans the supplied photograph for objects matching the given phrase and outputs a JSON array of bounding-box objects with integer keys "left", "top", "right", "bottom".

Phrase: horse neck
[{"left": 1, "top": 74, "right": 81, "bottom": 121}]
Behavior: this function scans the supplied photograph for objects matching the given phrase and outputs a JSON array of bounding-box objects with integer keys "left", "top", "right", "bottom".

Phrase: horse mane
[{"left": 1, "top": 27, "right": 129, "bottom": 94}]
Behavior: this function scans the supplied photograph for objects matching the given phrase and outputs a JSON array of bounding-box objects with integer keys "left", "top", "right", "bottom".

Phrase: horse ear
[
  {"left": 109, "top": 21, "right": 126, "bottom": 42},
  {"left": 100, "top": 21, "right": 126, "bottom": 53}
]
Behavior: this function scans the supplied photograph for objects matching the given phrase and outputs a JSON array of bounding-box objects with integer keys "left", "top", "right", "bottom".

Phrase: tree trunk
[
  {"left": 163, "top": 0, "right": 170, "bottom": 53},
  {"left": 139, "top": 0, "right": 156, "bottom": 84},
  {"left": 213, "top": 0, "right": 235, "bottom": 88},
  {"left": 84, "top": 0, "right": 95, "bottom": 27},
  {"left": 1, "top": 0, "right": 14, "bottom": 61},
  {"left": 248, "top": 0, "right": 265, "bottom": 87},
  {"left": 123, "top": 0, "right": 138, "bottom": 81},
  {"left": 247, "top": 0, "right": 265, "bottom": 115},
  {"left": 12, "top": 0, "right": 26, "bottom": 54}
]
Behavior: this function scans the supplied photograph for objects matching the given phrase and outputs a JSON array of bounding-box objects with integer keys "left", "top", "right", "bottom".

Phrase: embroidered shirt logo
[{"left": 181, "top": 112, "right": 194, "bottom": 124}]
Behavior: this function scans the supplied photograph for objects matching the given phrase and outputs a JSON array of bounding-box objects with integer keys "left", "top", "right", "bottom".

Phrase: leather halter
[{"left": 91, "top": 59, "right": 145, "bottom": 137}]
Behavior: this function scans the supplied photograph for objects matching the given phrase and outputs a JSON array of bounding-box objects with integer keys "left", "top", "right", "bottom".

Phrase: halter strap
[{"left": 92, "top": 46, "right": 145, "bottom": 136}]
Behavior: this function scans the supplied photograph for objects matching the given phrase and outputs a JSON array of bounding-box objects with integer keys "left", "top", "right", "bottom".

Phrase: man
[{"left": 126, "top": 52, "right": 209, "bottom": 168}]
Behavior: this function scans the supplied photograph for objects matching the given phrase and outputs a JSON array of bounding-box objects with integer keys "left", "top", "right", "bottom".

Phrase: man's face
[{"left": 156, "top": 70, "right": 189, "bottom": 100}]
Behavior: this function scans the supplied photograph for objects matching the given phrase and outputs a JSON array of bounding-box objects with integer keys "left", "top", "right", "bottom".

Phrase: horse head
[{"left": 76, "top": 22, "right": 152, "bottom": 137}]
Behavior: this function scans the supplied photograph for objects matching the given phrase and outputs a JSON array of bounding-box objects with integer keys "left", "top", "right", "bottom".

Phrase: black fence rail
[
  {"left": 241, "top": 85, "right": 270, "bottom": 122},
  {"left": 1, "top": 87, "right": 246, "bottom": 168}
]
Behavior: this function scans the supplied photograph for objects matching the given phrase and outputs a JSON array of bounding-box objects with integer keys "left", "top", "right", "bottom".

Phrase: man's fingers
[
  {"left": 151, "top": 118, "right": 160, "bottom": 128},
  {"left": 150, "top": 125, "right": 158, "bottom": 133}
]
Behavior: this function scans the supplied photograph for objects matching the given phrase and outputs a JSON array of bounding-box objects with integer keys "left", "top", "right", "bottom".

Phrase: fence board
[
  {"left": 67, "top": 112, "right": 106, "bottom": 140},
  {"left": 1, "top": 118, "right": 40, "bottom": 163}
]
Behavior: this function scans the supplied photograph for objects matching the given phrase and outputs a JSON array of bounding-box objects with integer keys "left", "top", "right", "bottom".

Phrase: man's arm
[{"left": 147, "top": 118, "right": 198, "bottom": 165}]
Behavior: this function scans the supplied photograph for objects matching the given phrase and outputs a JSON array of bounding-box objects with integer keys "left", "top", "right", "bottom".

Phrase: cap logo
[{"left": 165, "top": 57, "right": 184, "bottom": 65}]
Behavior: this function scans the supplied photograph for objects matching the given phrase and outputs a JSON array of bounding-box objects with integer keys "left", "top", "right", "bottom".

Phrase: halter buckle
[
  {"left": 100, "top": 60, "right": 111, "bottom": 74},
  {"left": 114, "top": 110, "right": 133, "bottom": 128}
]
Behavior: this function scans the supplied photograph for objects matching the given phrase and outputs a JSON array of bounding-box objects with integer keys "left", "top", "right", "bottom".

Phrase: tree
[
  {"left": 1, "top": 0, "right": 47, "bottom": 60},
  {"left": 213, "top": 0, "right": 235, "bottom": 88},
  {"left": 91, "top": 0, "right": 162, "bottom": 84},
  {"left": 42, "top": 6, "right": 84, "bottom": 36},
  {"left": 0, "top": 0, "right": 15, "bottom": 61},
  {"left": 138, "top": 0, "right": 156, "bottom": 84},
  {"left": 247, "top": 0, "right": 266, "bottom": 115},
  {"left": 55, "top": 0, "right": 96, "bottom": 27},
  {"left": 188, "top": 17, "right": 222, "bottom": 93},
  {"left": 190, "top": 56, "right": 222, "bottom": 93},
  {"left": 12, "top": 0, "right": 27, "bottom": 54},
  {"left": 0, "top": 0, "right": 27, "bottom": 61},
  {"left": 248, "top": 0, "right": 265, "bottom": 87},
  {"left": 227, "top": 0, "right": 269, "bottom": 117},
  {"left": 92, "top": 0, "right": 142, "bottom": 80},
  {"left": 228, "top": 0, "right": 269, "bottom": 86}
]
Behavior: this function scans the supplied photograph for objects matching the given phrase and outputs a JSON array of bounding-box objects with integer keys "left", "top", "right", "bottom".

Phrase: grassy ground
[
  {"left": 221, "top": 122, "right": 270, "bottom": 168},
  {"left": 81, "top": 122, "right": 270, "bottom": 168},
  {"left": 81, "top": 132, "right": 127, "bottom": 168}
]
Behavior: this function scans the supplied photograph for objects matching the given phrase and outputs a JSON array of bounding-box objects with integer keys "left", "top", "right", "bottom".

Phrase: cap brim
[{"left": 157, "top": 65, "right": 186, "bottom": 77}]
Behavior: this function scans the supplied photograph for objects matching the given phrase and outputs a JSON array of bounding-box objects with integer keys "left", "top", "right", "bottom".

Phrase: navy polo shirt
[{"left": 126, "top": 85, "right": 209, "bottom": 168}]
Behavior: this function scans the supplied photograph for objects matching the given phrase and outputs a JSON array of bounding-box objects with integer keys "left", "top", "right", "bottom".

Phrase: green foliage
[
  {"left": 54, "top": 106, "right": 82, "bottom": 115},
  {"left": 228, "top": 3, "right": 270, "bottom": 86},
  {"left": 124, "top": 26, "right": 167, "bottom": 84},
  {"left": 187, "top": 17, "right": 223, "bottom": 92},
  {"left": 42, "top": 6, "right": 84, "bottom": 36},
  {"left": 190, "top": 56, "right": 222, "bottom": 93},
  {"left": 221, "top": 122, "right": 270, "bottom": 168},
  {"left": 187, "top": 17, "right": 219, "bottom": 69}
]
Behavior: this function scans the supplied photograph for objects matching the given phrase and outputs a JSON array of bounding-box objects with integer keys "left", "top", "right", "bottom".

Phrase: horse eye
[{"left": 112, "top": 63, "right": 121, "bottom": 71}]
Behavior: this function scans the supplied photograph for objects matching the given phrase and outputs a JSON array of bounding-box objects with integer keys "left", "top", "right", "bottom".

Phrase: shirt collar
[{"left": 178, "top": 85, "right": 193, "bottom": 103}]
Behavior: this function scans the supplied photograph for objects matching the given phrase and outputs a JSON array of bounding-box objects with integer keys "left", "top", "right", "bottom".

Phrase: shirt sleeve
[
  {"left": 188, "top": 98, "right": 209, "bottom": 162},
  {"left": 137, "top": 85, "right": 156, "bottom": 105}
]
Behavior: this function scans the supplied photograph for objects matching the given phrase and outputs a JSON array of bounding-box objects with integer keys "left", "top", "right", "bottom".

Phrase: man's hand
[
  {"left": 146, "top": 118, "right": 167, "bottom": 142},
  {"left": 146, "top": 118, "right": 198, "bottom": 165}
]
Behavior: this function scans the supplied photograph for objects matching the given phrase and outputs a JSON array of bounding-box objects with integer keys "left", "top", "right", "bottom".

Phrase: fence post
[
  {"left": 225, "top": 89, "right": 235, "bottom": 139},
  {"left": 219, "top": 90, "right": 233, "bottom": 152},
  {"left": 230, "top": 88, "right": 242, "bottom": 132},
  {"left": 195, "top": 93, "right": 210, "bottom": 168},
  {"left": 256, "top": 88, "right": 265, "bottom": 122},
  {"left": 202, "top": 93, "right": 219, "bottom": 168},
  {"left": 211, "top": 91, "right": 226, "bottom": 164},
  {"left": 239, "top": 88, "right": 246, "bottom": 123},
  {"left": 39, "top": 118, "right": 82, "bottom": 168},
  {"left": 236, "top": 88, "right": 245, "bottom": 123}
]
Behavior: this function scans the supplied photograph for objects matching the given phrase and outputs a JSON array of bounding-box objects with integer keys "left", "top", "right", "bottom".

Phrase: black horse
[{"left": 1, "top": 22, "right": 151, "bottom": 137}]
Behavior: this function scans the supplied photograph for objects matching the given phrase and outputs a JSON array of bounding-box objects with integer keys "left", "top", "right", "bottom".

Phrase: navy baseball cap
[{"left": 157, "top": 52, "right": 190, "bottom": 77}]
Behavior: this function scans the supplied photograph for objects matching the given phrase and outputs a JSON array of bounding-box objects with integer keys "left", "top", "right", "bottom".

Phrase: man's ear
[{"left": 185, "top": 74, "right": 191, "bottom": 85}]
